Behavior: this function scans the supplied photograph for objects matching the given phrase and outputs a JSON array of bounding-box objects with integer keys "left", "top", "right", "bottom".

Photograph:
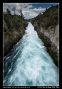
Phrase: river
[{"left": 3, "top": 22, "right": 59, "bottom": 86}]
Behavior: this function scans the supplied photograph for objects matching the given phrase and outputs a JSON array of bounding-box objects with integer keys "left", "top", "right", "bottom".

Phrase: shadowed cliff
[{"left": 3, "top": 13, "right": 27, "bottom": 56}]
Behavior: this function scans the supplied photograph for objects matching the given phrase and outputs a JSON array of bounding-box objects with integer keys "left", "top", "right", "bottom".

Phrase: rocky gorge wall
[
  {"left": 33, "top": 23, "right": 59, "bottom": 67},
  {"left": 3, "top": 14, "right": 27, "bottom": 56}
]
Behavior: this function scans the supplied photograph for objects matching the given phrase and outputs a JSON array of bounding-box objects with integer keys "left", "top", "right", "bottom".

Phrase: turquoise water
[{"left": 3, "top": 22, "right": 59, "bottom": 86}]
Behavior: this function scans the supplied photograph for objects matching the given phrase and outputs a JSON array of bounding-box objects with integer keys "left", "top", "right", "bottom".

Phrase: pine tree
[
  {"left": 6, "top": 8, "right": 11, "bottom": 15},
  {"left": 19, "top": 9, "right": 24, "bottom": 19}
]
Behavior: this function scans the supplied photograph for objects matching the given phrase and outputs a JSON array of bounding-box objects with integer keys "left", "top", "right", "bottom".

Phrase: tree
[
  {"left": 19, "top": 9, "right": 24, "bottom": 18},
  {"left": 19, "top": 9, "right": 22, "bottom": 16},
  {"left": 12, "top": 7, "right": 16, "bottom": 15},
  {"left": 6, "top": 8, "right": 11, "bottom": 15}
]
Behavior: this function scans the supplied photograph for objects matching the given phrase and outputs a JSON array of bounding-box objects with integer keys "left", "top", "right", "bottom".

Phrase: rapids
[{"left": 3, "top": 22, "right": 59, "bottom": 86}]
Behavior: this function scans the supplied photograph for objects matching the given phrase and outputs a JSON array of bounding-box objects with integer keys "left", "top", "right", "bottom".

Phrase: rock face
[
  {"left": 31, "top": 5, "right": 59, "bottom": 66},
  {"left": 3, "top": 14, "right": 27, "bottom": 56},
  {"left": 34, "top": 24, "right": 59, "bottom": 67},
  {"left": 40, "top": 24, "right": 59, "bottom": 52}
]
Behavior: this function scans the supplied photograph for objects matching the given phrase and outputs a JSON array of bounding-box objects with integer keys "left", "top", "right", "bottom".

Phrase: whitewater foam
[{"left": 3, "top": 22, "right": 59, "bottom": 86}]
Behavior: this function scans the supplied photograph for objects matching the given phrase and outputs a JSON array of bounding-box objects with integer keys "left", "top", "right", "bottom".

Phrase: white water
[{"left": 3, "top": 22, "right": 59, "bottom": 86}]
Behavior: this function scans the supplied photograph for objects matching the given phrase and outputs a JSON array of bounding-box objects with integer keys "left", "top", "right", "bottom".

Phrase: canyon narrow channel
[{"left": 3, "top": 22, "right": 59, "bottom": 86}]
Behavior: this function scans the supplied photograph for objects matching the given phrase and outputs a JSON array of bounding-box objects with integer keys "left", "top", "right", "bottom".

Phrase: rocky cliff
[
  {"left": 3, "top": 14, "right": 27, "bottom": 56},
  {"left": 31, "top": 5, "right": 59, "bottom": 66}
]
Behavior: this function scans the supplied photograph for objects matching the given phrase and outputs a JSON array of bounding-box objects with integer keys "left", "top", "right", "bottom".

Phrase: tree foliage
[{"left": 6, "top": 8, "right": 11, "bottom": 15}]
